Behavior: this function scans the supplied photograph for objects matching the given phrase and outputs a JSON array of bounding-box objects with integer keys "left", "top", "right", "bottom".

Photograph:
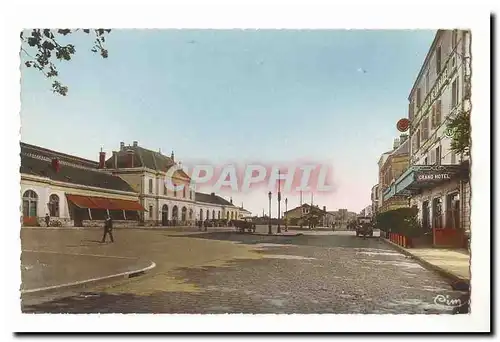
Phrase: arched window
[
  {"left": 172, "top": 205, "right": 179, "bottom": 220},
  {"left": 212, "top": 210, "right": 215, "bottom": 220},
  {"left": 22, "top": 190, "right": 38, "bottom": 218},
  {"left": 206, "top": 210, "right": 209, "bottom": 220},
  {"left": 226, "top": 212, "right": 229, "bottom": 220},
  {"left": 189, "top": 209, "right": 193, "bottom": 220},
  {"left": 231, "top": 212, "right": 234, "bottom": 220},
  {"left": 49, "top": 194, "right": 60, "bottom": 217},
  {"left": 218, "top": 211, "right": 221, "bottom": 219},
  {"left": 183, "top": 186, "right": 186, "bottom": 198},
  {"left": 199, "top": 208, "right": 203, "bottom": 220},
  {"left": 181, "top": 207, "right": 187, "bottom": 221}
]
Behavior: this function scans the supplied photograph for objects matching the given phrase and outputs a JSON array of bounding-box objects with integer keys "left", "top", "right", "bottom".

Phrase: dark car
[{"left": 356, "top": 217, "right": 373, "bottom": 237}]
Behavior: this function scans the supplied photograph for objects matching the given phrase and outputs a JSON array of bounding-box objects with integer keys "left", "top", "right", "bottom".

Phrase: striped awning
[{"left": 66, "top": 194, "right": 146, "bottom": 211}]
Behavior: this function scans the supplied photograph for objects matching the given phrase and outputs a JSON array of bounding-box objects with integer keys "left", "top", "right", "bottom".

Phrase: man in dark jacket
[
  {"left": 101, "top": 215, "right": 114, "bottom": 243},
  {"left": 45, "top": 213, "right": 50, "bottom": 227}
]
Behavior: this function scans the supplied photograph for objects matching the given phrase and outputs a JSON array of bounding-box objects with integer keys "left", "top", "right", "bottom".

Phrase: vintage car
[
  {"left": 233, "top": 218, "right": 256, "bottom": 233},
  {"left": 356, "top": 217, "right": 373, "bottom": 237}
]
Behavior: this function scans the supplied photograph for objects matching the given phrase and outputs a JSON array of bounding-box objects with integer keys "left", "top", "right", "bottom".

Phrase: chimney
[
  {"left": 98, "top": 148, "right": 106, "bottom": 169},
  {"left": 393, "top": 138, "right": 400, "bottom": 150},
  {"left": 127, "top": 149, "right": 134, "bottom": 168},
  {"left": 171, "top": 151, "right": 175, "bottom": 162},
  {"left": 230, "top": 197, "right": 233, "bottom": 204},
  {"left": 120, "top": 142, "right": 125, "bottom": 151},
  {"left": 211, "top": 192, "right": 215, "bottom": 197},
  {"left": 113, "top": 151, "right": 118, "bottom": 169},
  {"left": 133, "top": 141, "right": 138, "bottom": 147},
  {"left": 323, "top": 206, "right": 326, "bottom": 212}
]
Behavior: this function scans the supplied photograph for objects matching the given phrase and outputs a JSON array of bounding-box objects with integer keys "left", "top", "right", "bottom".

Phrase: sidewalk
[
  {"left": 382, "top": 238, "right": 470, "bottom": 289},
  {"left": 21, "top": 249, "right": 155, "bottom": 294}
]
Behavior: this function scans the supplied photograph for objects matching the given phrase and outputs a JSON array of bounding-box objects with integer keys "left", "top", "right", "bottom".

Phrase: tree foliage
[
  {"left": 446, "top": 110, "right": 471, "bottom": 157},
  {"left": 20, "top": 29, "right": 111, "bottom": 96}
]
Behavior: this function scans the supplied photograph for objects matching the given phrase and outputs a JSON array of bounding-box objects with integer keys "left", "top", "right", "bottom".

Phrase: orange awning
[{"left": 66, "top": 194, "right": 146, "bottom": 211}]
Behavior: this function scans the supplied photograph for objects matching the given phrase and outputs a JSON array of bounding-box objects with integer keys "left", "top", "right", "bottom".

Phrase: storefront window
[
  {"left": 432, "top": 197, "right": 443, "bottom": 229},
  {"left": 446, "top": 192, "right": 460, "bottom": 229}
]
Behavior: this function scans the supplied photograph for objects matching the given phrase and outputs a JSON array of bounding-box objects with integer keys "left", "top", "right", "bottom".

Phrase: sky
[{"left": 20, "top": 29, "right": 436, "bottom": 215}]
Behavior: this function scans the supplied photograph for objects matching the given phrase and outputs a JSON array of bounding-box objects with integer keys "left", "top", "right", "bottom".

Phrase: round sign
[{"left": 397, "top": 118, "right": 410, "bottom": 132}]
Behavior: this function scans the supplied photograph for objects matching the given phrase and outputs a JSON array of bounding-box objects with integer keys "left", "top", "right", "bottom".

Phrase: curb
[
  {"left": 21, "top": 260, "right": 156, "bottom": 296},
  {"left": 252, "top": 233, "right": 303, "bottom": 237},
  {"left": 380, "top": 238, "right": 470, "bottom": 290}
]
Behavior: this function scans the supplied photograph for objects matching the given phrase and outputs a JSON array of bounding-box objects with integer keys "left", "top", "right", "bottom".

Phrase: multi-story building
[
  {"left": 371, "top": 184, "right": 380, "bottom": 216},
  {"left": 380, "top": 135, "right": 411, "bottom": 213},
  {"left": 384, "top": 29, "right": 471, "bottom": 247},
  {"left": 376, "top": 151, "right": 393, "bottom": 211}
]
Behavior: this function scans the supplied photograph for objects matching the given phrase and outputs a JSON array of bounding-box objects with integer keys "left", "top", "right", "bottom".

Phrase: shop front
[
  {"left": 386, "top": 164, "right": 469, "bottom": 247},
  {"left": 66, "top": 194, "right": 146, "bottom": 227}
]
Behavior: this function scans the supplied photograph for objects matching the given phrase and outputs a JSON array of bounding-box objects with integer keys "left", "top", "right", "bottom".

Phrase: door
[
  {"left": 161, "top": 205, "right": 169, "bottom": 226},
  {"left": 422, "top": 201, "right": 430, "bottom": 231}
]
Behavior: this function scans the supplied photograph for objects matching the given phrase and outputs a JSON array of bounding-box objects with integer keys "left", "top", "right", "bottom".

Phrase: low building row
[{"left": 20, "top": 141, "right": 249, "bottom": 228}]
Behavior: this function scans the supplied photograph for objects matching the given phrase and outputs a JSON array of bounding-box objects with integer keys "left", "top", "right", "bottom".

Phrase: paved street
[{"left": 21, "top": 228, "right": 467, "bottom": 314}]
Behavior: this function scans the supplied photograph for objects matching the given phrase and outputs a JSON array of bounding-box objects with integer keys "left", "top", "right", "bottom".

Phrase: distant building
[{"left": 380, "top": 135, "right": 411, "bottom": 213}]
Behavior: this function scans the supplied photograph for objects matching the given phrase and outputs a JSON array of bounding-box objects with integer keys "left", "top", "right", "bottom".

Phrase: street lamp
[
  {"left": 285, "top": 198, "right": 288, "bottom": 232},
  {"left": 277, "top": 190, "right": 282, "bottom": 234},
  {"left": 268, "top": 191, "right": 272, "bottom": 235}
]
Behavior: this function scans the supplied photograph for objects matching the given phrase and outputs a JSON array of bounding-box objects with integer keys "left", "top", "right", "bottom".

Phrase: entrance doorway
[
  {"left": 422, "top": 201, "right": 430, "bottom": 231},
  {"left": 161, "top": 204, "right": 169, "bottom": 226}
]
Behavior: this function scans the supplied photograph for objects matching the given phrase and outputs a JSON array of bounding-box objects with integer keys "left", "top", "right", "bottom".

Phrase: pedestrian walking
[
  {"left": 101, "top": 215, "right": 114, "bottom": 243},
  {"left": 45, "top": 213, "right": 50, "bottom": 227}
]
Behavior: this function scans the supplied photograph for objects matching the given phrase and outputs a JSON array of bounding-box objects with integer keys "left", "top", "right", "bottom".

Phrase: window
[
  {"left": 149, "top": 205, "right": 153, "bottom": 219},
  {"left": 436, "top": 46, "right": 442, "bottom": 74},
  {"left": 163, "top": 185, "right": 167, "bottom": 195},
  {"left": 421, "top": 117, "right": 429, "bottom": 141},
  {"left": 22, "top": 190, "right": 38, "bottom": 218},
  {"left": 183, "top": 186, "right": 186, "bottom": 198},
  {"left": 148, "top": 179, "right": 153, "bottom": 194},
  {"left": 174, "top": 184, "right": 177, "bottom": 197},
  {"left": 416, "top": 88, "right": 421, "bottom": 108},
  {"left": 452, "top": 29, "right": 458, "bottom": 48},
  {"left": 435, "top": 100, "right": 442, "bottom": 127},
  {"left": 431, "top": 105, "right": 436, "bottom": 129},
  {"left": 49, "top": 194, "right": 60, "bottom": 217},
  {"left": 435, "top": 146, "right": 441, "bottom": 165},
  {"left": 424, "top": 156, "right": 428, "bottom": 165},
  {"left": 190, "top": 190, "right": 192, "bottom": 200},
  {"left": 451, "top": 78, "right": 459, "bottom": 108},
  {"left": 212, "top": 210, "right": 215, "bottom": 219},
  {"left": 409, "top": 101, "right": 414, "bottom": 120},
  {"left": 425, "top": 71, "right": 430, "bottom": 95},
  {"left": 416, "top": 130, "right": 421, "bottom": 149}
]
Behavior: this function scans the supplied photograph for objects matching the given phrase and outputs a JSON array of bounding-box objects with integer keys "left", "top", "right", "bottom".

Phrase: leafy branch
[
  {"left": 20, "top": 29, "right": 111, "bottom": 96},
  {"left": 446, "top": 110, "right": 471, "bottom": 157}
]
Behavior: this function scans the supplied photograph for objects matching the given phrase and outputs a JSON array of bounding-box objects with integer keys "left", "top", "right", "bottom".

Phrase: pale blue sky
[{"left": 20, "top": 29, "right": 435, "bottom": 215}]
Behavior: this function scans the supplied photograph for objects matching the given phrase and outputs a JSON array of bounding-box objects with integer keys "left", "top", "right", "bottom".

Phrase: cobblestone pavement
[{"left": 21, "top": 230, "right": 468, "bottom": 314}]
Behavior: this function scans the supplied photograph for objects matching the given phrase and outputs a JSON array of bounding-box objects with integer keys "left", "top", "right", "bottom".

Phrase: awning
[
  {"left": 66, "top": 194, "right": 146, "bottom": 211},
  {"left": 384, "top": 163, "right": 469, "bottom": 201}
]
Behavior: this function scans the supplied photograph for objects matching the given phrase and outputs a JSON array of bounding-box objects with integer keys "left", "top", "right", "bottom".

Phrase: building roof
[
  {"left": 105, "top": 143, "right": 190, "bottom": 179},
  {"left": 408, "top": 30, "right": 441, "bottom": 100},
  {"left": 195, "top": 192, "right": 235, "bottom": 207},
  {"left": 391, "top": 138, "right": 410, "bottom": 157},
  {"left": 20, "top": 142, "right": 135, "bottom": 193}
]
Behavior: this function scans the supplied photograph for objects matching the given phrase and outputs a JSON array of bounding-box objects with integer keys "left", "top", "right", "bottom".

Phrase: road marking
[
  {"left": 20, "top": 261, "right": 156, "bottom": 294},
  {"left": 21, "top": 250, "right": 138, "bottom": 260}
]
